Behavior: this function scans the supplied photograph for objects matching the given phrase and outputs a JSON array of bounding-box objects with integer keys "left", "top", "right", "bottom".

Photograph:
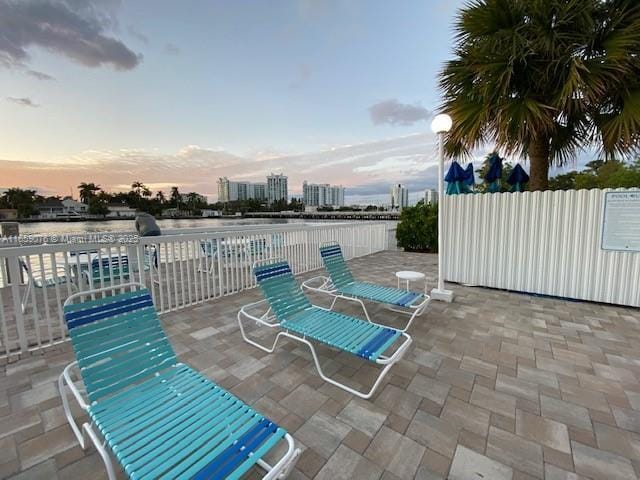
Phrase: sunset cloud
[{"left": 0, "top": 134, "right": 444, "bottom": 203}]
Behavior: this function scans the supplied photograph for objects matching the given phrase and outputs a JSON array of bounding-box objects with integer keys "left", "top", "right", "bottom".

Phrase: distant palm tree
[
  {"left": 131, "top": 181, "right": 147, "bottom": 198},
  {"left": 156, "top": 191, "right": 166, "bottom": 204},
  {"left": 185, "top": 192, "right": 200, "bottom": 213},
  {"left": 77, "top": 182, "right": 101, "bottom": 204},
  {"left": 439, "top": 0, "right": 640, "bottom": 190},
  {"left": 170, "top": 186, "right": 181, "bottom": 207}
]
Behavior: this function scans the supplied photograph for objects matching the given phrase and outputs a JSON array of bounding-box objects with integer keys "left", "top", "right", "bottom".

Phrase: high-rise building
[
  {"left": 248, "top": 182, "right": 267, "bottom": 201},
  {"left": 424, "top": 189, "right": 437, "bottom": 205},
  {"left": 218, "top": 178, "right": 268, "bottom": 202},
  {"left": 217, "top": 177, "right": 232, "bottom": 202},
  {"left": 303, "top": 181, "right": 345, "bottom": 207},
  {"left": 267, "top": 173, "right": 288, "bottom": 204},
  {"left": 390, "top": 184, "right": 409, "bottom": 210},
  {"left": 329, "top": 186, "right": 345, "bottom": 207},
  {"left": 236, "top": 182, "right": 249, "bottom": 201}
]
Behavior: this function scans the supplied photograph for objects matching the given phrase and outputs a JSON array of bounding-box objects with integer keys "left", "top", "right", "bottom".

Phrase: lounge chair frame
[
  {"left": 301, "top": 242, "right": 431, "bottom": 332},
  {"left": 238, "top": 259, "right": 412, "bottom": 399},
  {"left": 19, "top": 257, "right": 76, "bottom": 313},
  {"left": 59, "top": 282, "right": 299, "bottom": 480}
]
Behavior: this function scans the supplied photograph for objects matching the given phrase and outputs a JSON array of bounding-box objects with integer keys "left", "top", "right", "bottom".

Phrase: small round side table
[{"left": 395, "top": 270, "right": 427, "bottom": 293}]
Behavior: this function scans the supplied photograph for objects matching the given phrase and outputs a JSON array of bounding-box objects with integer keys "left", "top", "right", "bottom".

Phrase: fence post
[
  {"left": 304, "top": 230, "right": 309, "bottom": 272},
  {"left": 7, "top": 255, "right": 28, "bottom": 353},
  {"left": 351, "top": 227, "right": 356, "bottom": 259}
]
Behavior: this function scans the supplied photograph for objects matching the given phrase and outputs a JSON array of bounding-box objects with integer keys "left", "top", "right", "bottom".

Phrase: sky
[{"left": 0, "top": 0, "right": 582, "bottom": 204}]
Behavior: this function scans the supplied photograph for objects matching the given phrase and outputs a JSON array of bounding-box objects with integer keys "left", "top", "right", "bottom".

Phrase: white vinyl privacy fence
[
  {"left": 0, "top": 222, "right": 388, "bottom": 358},
  {"left": 442, "top": 188, "right": 640, "bottom": 307}
]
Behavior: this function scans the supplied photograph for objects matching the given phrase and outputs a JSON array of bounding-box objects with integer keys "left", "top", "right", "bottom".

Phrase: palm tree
[
  {"left": 170, "top": 186, "right": 181, "bottom": 207},
  {"left": 439, "top": 0, "right": 640, "bottom": 190},
  {"left": 77, "top": 182, "right": 101, "bottom": 204},
  {"left": 156, "top": 191, "right": 166, "bottom": 204},
  {"left": 185, "top": 192, "right": 201, "bottom": 213},
  {"left": 131, "top": 181, "right": 146, "bottom": 198}
]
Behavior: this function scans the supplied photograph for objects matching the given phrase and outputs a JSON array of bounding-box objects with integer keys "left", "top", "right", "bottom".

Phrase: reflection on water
[{"left": 17, "top": 218, "right": 302, "bottom": 236}]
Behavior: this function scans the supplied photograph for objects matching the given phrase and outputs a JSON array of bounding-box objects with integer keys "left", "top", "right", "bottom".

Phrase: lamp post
[{"left": 430, "top": 113, "right": 454, "bottom": 303}]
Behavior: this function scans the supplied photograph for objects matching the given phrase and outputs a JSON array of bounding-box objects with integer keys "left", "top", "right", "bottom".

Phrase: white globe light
[{"left": 431, "top": 113, "right": 453, "bottom": 134}]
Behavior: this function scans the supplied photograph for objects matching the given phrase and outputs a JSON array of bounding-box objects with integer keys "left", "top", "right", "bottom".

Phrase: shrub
[{"left": 396, "top": 201, "right": 438, "bottom": 252}]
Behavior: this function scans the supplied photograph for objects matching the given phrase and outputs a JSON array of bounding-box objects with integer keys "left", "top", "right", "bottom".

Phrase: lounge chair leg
[
  {"left": 21, "top": 282, "right": 31, "bottom": 314},
  {"left": 300, "top": 335, "right": 396, "bottom": 399},
  {"left": 59, "top": 364, "right": 117, "bottom": 479},
  {"left": 353, "top": 297, "right": 372, "bottom": 322},
  {"left": 260, "top": 434, "right": 301, "bottom": 480},
  {"left": 58, "top": 364, "right": 87, "bottom": 448},
  {"left": 83, "top": 423, "right": 117, "bottom": 480},
  {"left": 386, "top": 297, "right": 430, "bottom": 332},
  {"left": 325, "top": 294, "right": 372, "bottom": 322},
  {"left": 328, "top": 296, "right": 338, "bottom": 311},
  {"left": 237, "top": 311, "right": 288, "bottom": 353}
]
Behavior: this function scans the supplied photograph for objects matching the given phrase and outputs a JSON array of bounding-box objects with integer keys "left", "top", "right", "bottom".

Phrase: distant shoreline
[
  {"left": 12, "top": 215, "right": 237, "bottom": 224},
  {"left": 11, "top": 211, "right": 399, "bottom": 223}
]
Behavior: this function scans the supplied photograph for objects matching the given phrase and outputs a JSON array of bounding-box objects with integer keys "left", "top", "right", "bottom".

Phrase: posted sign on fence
[{"left": 601, "top": 191, "right": 640, "bottom": 252}]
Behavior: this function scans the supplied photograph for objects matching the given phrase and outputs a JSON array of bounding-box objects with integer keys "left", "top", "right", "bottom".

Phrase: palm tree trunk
[{"left": 529, "top": 137, "right": 550, "bottom": 191}]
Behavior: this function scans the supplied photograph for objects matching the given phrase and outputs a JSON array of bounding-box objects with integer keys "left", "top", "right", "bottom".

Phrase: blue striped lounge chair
[
  {"left": 301, "top": 242, "right": 431, "bottom": 332},
  {"left": 198, "top": 239, "right": 220, "bottom": 274},
  {"left": 81, "top": 255, "right": 130, "bottom": 289},
  {"left": 59, "top": 283, "right": 300, "bottom": 480},
  {"left": 238, "top": 260, "right": 412, "bottom": 399}
]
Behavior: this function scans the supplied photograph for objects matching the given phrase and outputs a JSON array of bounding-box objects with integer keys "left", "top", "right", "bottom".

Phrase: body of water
[{"left": 16, "top": 217, "right": 304, "bottom": 236}]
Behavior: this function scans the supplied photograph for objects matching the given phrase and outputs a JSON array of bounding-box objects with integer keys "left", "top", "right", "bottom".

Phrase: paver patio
[{"left": 1, "top": 250, "right": 640, "bottom": 479}]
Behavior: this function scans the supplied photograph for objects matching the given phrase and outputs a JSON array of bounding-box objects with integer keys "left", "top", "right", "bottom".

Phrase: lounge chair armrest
[
  {"left": 39, "top": 265, "right": 69, "bottom": 274},
  {"left": 301, "top": 275, "right": 335, "bottom": 293},
  {"left": 375, "top": 332, "right": 412, "bottom": 365},
  {"left": 239, "top": 298, "right": 279, "bottom": 327},
  {"left": 61, "top": 362, "right": 89, "bottom": 410}
]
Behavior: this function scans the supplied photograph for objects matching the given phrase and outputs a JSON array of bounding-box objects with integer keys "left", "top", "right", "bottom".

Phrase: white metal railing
[{"left": 0, "top": 222, "right": 387, "bottom": 358}]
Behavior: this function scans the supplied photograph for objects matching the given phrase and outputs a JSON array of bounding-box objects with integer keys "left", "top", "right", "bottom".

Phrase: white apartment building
[
  {"left": 329, "top": 185, "right": 345, "bottom": 207},
  {"left": 267, "top": 173, "right": 288, "bottom": 204},
  {"left": 217, "top": 177, "right": 232, "bottom": 202},
  {"left": 217, "top": 177, "right": 268, "bottom": 202},
  {"left": 390, "top": 184, "right": 409, "bottom": 210},
  {"left": 424, "top": 189, "right": 438, "bottom": 204},
  {"left": 302, "top": 181, "right": 345, "bottom": 207},
  {"left": 248, "top": 182, "right": 267, "bottom": 201}
]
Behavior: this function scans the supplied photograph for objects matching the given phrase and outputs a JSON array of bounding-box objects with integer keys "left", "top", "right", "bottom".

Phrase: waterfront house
[
  {"left": 34, "top": 198, "right": 64, "bottom": 218},
  {"left": 200, "top": 208, "right": 222, "bottom": 217},
  {"left": 106, "top": 202, "right": 135, "bottom": 218},
  {"left": 61, "top": 196, "right": 88, "bottom": 215},
  {"left": 0, "top": 208, "right": 18, "bottom": 220}
]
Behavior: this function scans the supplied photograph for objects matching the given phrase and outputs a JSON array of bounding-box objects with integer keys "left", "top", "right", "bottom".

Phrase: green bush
[{"left": 396, "top": 201, "right": 438, "bottom": 252}]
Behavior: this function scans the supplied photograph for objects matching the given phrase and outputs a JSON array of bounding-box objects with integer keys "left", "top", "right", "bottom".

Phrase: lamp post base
[{"left": 430, "top": 288, "right": 454, "bottom": 303}]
